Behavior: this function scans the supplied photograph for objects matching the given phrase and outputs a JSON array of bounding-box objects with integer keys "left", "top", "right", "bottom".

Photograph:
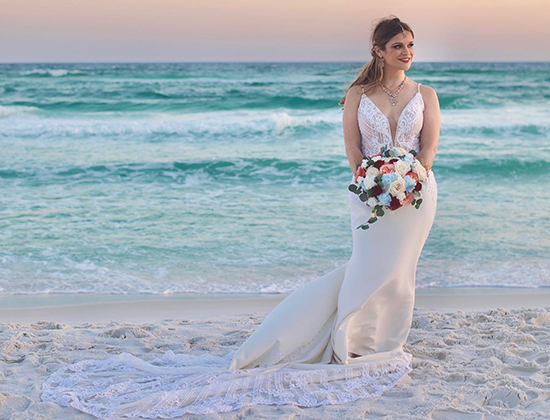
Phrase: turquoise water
[{"left": 0, "top": 62, "right": 549, "bottom": 295}]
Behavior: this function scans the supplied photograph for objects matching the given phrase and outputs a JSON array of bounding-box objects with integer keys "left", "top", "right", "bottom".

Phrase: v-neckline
[{"left": 361, "top": 92, "right": 421, "bottom": 147}]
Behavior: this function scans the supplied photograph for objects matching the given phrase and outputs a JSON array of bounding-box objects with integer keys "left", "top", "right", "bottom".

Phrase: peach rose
[
  {"left": 400, "top": 192, "right": 414, "bottom": 207},
  {"left": 379, "top": 163, "right": 395, "bottom": 174},
  {"left": 405, "top": 171, "right": 418, "bottom": 181}
]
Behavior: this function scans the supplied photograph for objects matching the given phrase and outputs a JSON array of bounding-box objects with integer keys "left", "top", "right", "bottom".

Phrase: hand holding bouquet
[{"left": 348, "top": 146, "right": 429, "bottom": 230}]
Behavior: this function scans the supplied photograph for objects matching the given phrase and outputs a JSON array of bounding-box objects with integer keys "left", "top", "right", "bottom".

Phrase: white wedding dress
[{"left": 41, "top": 82, "right": 437, "bottom": 418}]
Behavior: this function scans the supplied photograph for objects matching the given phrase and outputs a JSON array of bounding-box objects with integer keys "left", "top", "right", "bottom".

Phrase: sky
[{"left": 1, "top": 0, "right": 549, "bottom": 62}]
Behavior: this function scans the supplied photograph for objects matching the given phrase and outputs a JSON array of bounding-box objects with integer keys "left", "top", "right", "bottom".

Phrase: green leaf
[
  {"left": 368, "top": 216, "right": 378, "bottom": 223},
  {"left": 376, "top": 208, "right": 385, "bottom": 216},
  {"left": 348, "top": 184, "right": 358, "bottom": 193},
  {"left": 367, "top": 159, "right": 374, "bottom": 166},
  {"left": 359, "top": 193, "right": 368, "bottom": 202},
  {"left": 409, "top": 150, "right": 417, "bottom": 156},
  {"left": 416, "top": 198, "right": 423, "bottom": 205}
]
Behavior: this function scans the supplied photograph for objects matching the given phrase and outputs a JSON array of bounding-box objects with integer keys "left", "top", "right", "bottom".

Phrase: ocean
[{"left": 0, "top": 62, "right": 549, "bottom": 295}]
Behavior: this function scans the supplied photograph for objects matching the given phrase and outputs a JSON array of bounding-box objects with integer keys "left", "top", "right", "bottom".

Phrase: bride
[{"left": 41, "top": 16, "right": 440, "bottom": 418}]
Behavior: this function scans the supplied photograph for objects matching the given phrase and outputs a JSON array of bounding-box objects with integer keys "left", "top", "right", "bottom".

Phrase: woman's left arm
[{"left": 416, "top": 85, "right": 441, "bottom": 172}]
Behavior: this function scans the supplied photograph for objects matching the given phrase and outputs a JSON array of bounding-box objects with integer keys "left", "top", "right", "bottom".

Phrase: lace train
[{"left": 41, "top": 348, "right": 412, "bottom": 418}]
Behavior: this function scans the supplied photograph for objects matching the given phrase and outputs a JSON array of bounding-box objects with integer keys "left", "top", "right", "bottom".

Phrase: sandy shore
[{"left": 1, "top": 288, "right": 550, "bottom": 419}]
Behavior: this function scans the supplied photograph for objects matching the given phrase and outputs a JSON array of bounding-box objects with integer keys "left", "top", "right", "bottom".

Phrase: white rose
[
  {"left": 372, "top": 156, "right": 382, "bottom": 162},
  {"left": 388, "top": 176, "right": 407, "bottom": 196},
  {"left": 357, "top": 176, "right": 365, "bottom": 183},
  {"left": 394, "top": 160, "right": 410, "bottom": 177},
  {"left": 362, "top": 176, "right": 376, "bottom": 190},
  {"left": 412, "top": 161, "right": 428, "bottom": 182},
  {"left": 366, "top": 166, "right": 380, "bottom": 177},
  {"left": 367, "top": 197, "right": 378, "bottom": 207},
  {"left": 393, "top": 147, "right": 407, "bottom": 156},
  {"left": 361, "top": 160, "right": 368, "bottom": 169}
]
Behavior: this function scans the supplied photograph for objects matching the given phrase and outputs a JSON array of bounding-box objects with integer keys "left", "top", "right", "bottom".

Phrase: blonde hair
[{"left": 338, "top": 15, "right": 414, "bottom": 108}]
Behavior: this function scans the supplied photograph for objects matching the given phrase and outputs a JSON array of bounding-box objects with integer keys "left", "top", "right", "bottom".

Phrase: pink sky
[{"left": 1, "top": 0, "right": 548, "bottom": 62}]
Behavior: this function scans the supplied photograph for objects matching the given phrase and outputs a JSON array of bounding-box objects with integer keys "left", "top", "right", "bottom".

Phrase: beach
[
  {"left": 1, "top": 288, "right": 550, "bottom": 419},
  {"left": 1, "top": 62, "right": 549, "bottom": 418}
]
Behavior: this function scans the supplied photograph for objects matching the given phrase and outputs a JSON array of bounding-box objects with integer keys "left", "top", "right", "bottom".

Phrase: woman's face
[{"left": 377, "top": 31, "right": 415, "bottom": 70}]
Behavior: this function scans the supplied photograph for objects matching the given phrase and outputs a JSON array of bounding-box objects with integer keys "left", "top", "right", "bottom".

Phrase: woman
[{"left": 41, "top": 15, "right": 440, "bottom": 418}]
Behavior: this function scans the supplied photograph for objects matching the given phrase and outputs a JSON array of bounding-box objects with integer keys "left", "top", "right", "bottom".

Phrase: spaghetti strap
[
  {"left": 361, "top": 84, "right": 366, "bottom": 95},
  {"left": 417, "top": 83, "right": 421, "bottom": 93}
]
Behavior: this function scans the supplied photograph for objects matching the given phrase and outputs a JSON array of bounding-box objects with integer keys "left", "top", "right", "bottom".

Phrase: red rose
[
  {"left": 373, "top": 160, "right": 385, "bottom": 169},
  {"left": 357, "top": 167, "right": 366, "bottom": 177},
  {"left": 369, "top": 185, "right": 383, "bottom": 197},
  {"left": 389, "top": 196, "right": 402, "bottom": 210},
  {"left": 389, "top": 158, "right": 398, "bottom": 163},
  {"left": 414, "top": 183, "right": 422, "bottom": 192}
]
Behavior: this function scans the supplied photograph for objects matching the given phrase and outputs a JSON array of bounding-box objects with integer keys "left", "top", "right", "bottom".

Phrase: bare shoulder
[
  {"left": 342, "top": 84, "right": 364, "bottom": 111},
  {"left": 418, "top": 83, "right": 439, "bottom": 102},
  {"left": 346, "top": 84, "right": 364, "bottom": 101}
]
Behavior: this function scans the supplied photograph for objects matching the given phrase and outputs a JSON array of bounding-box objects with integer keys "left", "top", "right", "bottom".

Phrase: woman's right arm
[{"left": 342, "top": 85, "right": 364, "bottom": 175}]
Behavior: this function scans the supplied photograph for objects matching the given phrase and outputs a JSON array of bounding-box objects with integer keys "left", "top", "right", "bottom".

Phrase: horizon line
[{"left": 1, "top": 60, "right": 549, "bottom": 64}]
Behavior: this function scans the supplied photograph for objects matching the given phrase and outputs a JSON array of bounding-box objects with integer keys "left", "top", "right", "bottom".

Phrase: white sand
[{"left": 1, "top": 288, "right": 550, "bottom": 419}]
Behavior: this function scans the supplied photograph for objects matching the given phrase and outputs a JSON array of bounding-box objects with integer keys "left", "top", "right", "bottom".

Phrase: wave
[
  {"left": 435, "top": 157, "right": 550, "bottom": 176},
  {"left": 1, "top": 284, "right": 549, "bottom": 296},
  {"left": 1, "top": 156, "right": 548, "bottom": 184},
  {"left": 18, "top": 68, "right": 85, "bottom": 77},
  {"left": 442, "top": 123, "right": 550, "bottom": 137},
  {"left": 0, "top": 96, "right": 340, "bottom": 113},
  {"left": 0, "top": 105, "right": 40, "bottom": 117},
  {"left": 0, "top": 159, "right": 348, "bottom": 183},
  {"left": 0, "top": 111, "right": 340, "bottom": 139}
]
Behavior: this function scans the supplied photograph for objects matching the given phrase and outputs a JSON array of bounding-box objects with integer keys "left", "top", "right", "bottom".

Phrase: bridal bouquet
[{"left": 348, "top": 146, "right": 428, "bottom": 230}]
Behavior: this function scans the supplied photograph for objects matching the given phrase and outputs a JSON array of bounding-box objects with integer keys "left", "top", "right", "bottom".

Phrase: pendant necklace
[{"left": 379, "top": 76, "right": 407, "bottom": 106}]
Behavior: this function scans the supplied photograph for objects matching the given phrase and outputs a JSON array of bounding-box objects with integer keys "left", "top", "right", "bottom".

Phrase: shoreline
[{"left": 1, "top": 286, "right": 550, "bottom": 326}]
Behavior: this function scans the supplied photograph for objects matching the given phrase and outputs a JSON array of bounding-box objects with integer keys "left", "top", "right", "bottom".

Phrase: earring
[{"left": 378, "top": 57, "right": 384, "bottom": 68}]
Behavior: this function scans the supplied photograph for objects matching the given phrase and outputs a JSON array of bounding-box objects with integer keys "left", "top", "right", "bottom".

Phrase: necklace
[{"left": 379, "top": 76, "right": 407, "bottom": 106}]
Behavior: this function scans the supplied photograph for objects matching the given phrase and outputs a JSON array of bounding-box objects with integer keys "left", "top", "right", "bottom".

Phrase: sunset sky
[{"left": 1, "top": 0, "right": 549, "bottom": 62}]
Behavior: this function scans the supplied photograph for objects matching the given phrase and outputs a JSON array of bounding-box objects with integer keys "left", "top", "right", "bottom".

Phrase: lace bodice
[
  {"left": 350, "top": 82, "right": 436, "bottom": 216},
  {"left": 357, "top": 82, "right": 424, "bottom": 157}
]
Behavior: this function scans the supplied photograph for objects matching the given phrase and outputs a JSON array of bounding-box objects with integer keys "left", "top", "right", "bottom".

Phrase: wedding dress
[{"left": 41, "top": 82, "right": 437, "bottom": 418}]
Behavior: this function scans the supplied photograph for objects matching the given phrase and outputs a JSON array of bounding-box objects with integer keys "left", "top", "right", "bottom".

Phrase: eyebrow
[{"left": 391, "top": 41, "right": 414, "bottom": 46}]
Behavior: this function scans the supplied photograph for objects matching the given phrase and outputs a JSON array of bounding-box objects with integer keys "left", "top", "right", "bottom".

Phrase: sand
[{"left": 1, "top": 288, "right": 550, "bottom": 419}]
